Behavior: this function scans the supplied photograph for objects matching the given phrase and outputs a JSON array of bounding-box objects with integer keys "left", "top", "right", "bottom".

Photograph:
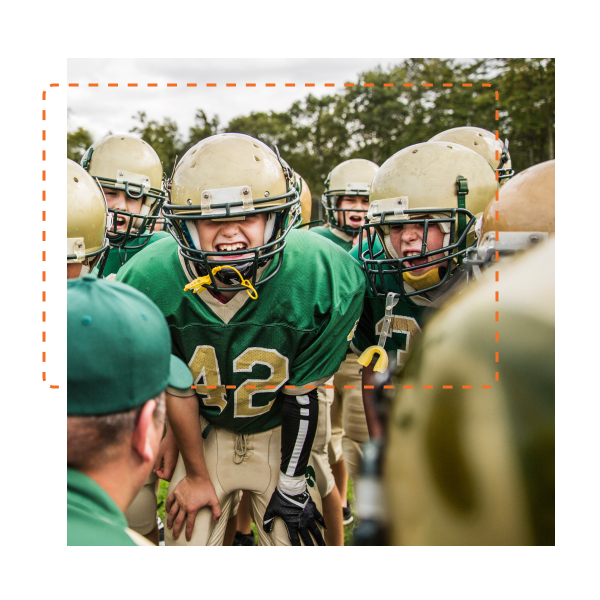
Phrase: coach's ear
[{"left": 131, "top": 400, "right": 159, "bottom": 463}]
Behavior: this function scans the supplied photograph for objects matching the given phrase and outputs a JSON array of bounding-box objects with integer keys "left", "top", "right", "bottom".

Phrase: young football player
[
  {"left": 310, "top": 158, "right": 380, "bottom": 526},
  {"left": 231, "top": 174, "right": 326, "bottom": 546},
  {"left": 66, "top": 159, "right": 110, "bottom": 279},
  {"left": 350, "top": 141, "right": 497, "bottom": 439},
  {"left": 116, "top": 133, "right": 365, "bottom": 546},
  {"left": 80, "top": 133, "right": 170, "bottom": 278},
  {"left": 384, "top": 237, "right": 555, "bottom": 545}
]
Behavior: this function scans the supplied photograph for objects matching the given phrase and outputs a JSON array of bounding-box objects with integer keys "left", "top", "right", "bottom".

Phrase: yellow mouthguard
[
  {"left": 184, "top": 265, "right": 258, "bottom": 300},
  {"left": 357, "top": 346, "right": 389, "bottom": 373},
  {"left": 402, "top": 267, "right": 442, "bottom": 291}
]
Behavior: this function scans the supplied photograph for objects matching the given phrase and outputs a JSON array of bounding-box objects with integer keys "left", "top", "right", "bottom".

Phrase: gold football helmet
[
  {"left": 467, "top": 160, "right": 555, "bottom": 277},
  {"left": 291, "top": 173, "right": 313, "bottom": 227},
  {"left": 67, "top": 159, "right": 110, "bottom": 269},
  {"left": 81, "top": 133, "right": 165, "bottom": 251},
  {"left": 359, "top": 142, "right": 497, "bottom": 297},
  {"left": 322, "top": 159, "right": 379, "bottom": 235},
  {"left": 162, "top": 133, "right": 299, "bottom": 292},
  {"left": 429, "top": 126, "right": 514, "bottom": 185}
]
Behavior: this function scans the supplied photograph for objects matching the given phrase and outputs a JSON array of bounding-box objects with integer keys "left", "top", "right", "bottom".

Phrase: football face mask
[
  {"left": 321, "top": 159, "right": 379, "bottom": 235},
  {"left": 162, "top": 134, "right": 300, "bottom": 294},
  {"left": 359, "top": 192, "right": 477, "bottom": 298},
  {"left": 81, "top": 134, "right": 166, "bottom": 256}
]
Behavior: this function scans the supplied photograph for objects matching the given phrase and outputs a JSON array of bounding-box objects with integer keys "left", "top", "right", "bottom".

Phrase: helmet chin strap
[
  {"left": 264, "top": 213, "right": 277, "bottom": 244},
  {"left": 132, "top": 203, "right": 151, "bottom": 230}
]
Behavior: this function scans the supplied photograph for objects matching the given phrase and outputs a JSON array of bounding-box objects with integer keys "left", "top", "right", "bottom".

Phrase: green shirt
[
  {"left": 310, "top": 226, "right": 353, "bottom": 252},
  {"left": 116, "top": 229, "right": 365, "bottom": 434},
  {"left": 67, "top": 468, "right": 138, "bottom": 546},
  {"left": 92, "top": 231, "right": 171, "bottom": 278}
]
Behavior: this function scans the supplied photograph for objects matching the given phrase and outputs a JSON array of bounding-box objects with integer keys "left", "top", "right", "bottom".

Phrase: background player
[
  {"left": 311, "top": 159, "right": 380, "bottom": 527},
  {"left": 66, "top": 159, "right": 110, "bottom": 279},
  {"left": 429, "top": 126, "right": 514, "bottom": 186},
  {"left": 81, "top": 133, "right": 170, "bottom": 278},
  {"left": 117, "top": 133, "right": 365, "bottom": 546}
]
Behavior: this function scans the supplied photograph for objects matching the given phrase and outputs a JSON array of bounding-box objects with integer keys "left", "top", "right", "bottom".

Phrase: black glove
[{"left": 263, "top": 487, "right": 326, "bottom": 546}]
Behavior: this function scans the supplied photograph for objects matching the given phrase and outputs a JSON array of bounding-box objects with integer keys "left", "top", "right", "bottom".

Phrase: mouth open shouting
[
  {"left": 347, "top": 213, "right": 365, "bottom": 228},
  {"left": 400, "top": 248, "right": 447, "bottom": 275}
]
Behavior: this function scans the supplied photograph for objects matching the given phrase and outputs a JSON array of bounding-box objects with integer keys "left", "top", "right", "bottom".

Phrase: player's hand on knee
[
  {"left": 154, "top": 427, "right": 179, "bottom": 481},
  {"left": 263, "top": 487, "right": 327, "bottom": 546},
  {"left": 166, "top": 476, "right": 222, "bottom": 541}
]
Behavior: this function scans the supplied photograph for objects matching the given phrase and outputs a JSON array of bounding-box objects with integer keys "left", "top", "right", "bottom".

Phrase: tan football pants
[
  {"left": 165, "top": 415, "right": 323, "bottom": 546},
  {"left": 329, "top": 353, "right": 369, "bottom": 482},
  {"left": 311, "top": 378, "right": 336, "bottom": 499},
  {"left": 125, "top": 471, "right": 158, "bottom": 535}
]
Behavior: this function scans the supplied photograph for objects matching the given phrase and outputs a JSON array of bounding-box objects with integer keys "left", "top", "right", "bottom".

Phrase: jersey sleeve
[
  {"left": 350, "top": 296, "right": 376, "bottom": 356},
  {"left": 288, "top": 284, "right": 365, "bottom": 386}
]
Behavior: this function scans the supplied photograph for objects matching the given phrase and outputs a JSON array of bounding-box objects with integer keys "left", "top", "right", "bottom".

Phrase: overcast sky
[{"left": 67, "top": 58, "right": 413, "bottom": 140}]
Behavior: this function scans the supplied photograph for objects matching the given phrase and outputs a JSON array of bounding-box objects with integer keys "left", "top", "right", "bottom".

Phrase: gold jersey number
[
  {"left": 188, "top": 346, "right": 289, "bottom": 418},
  {"left": 374, "top": 316, "right": 422, "bottom": 366}
]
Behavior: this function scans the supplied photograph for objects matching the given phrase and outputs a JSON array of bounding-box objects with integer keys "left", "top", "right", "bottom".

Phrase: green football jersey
[
  {"left": 116, "top": 229, "right": 365, "bottom": 434},
  {"left": 91, "top": 231, "right": 171, "bottom": 278},
  {"left": 310, "top": 226, "right": 353, "bottom": 252}
]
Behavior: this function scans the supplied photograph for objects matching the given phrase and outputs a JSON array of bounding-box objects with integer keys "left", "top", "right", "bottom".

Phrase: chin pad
[{"left": 403, "top": 267, "right": 442, "bottom": 291}]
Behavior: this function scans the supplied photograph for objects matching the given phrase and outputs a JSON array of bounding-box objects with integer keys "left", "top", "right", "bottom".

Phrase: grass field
[{"left": 157, "top": 478, "right": 357, "bottom": 545}]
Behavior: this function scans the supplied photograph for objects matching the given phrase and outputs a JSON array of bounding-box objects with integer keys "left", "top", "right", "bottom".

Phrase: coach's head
[{"left": 67, "top": 276, "right": 192, "bottom": 545}]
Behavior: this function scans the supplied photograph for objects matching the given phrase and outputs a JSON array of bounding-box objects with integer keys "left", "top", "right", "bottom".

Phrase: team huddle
[{"left": 66, "top": 126, "right": 555, "bottom": 546}]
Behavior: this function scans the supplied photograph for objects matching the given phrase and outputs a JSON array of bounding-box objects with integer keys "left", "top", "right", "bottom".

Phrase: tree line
[{"left": 68, "top": 58, "right": 554, "bottom": 199}]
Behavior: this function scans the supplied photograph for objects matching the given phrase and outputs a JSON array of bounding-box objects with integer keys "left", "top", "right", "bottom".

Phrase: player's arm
[
  {"left": 165, "top": 392, "right": 222, "bottom": 542},
  {"left": 362, "top": 363, "right": 384, "bottom": 439},
  {"left": 154, "top": 420, "right": 178, "bottom": 481},
  {"left": 263, "top": 388, "right": 326, "bottom": 546}
]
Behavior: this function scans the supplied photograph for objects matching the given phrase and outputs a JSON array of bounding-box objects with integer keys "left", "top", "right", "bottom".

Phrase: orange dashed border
[
  {"left": 48, "top": 81, "right": 500, "bottom": 391},
  {"left": 53, "top": 82, "right": 493, "bottom": 89},
  {"left": 42, "top": 83, "right": 59, "bottom": 390}
]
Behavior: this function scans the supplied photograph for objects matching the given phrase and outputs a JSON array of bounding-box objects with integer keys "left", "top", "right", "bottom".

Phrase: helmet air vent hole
[
  {"left": 253, "top": 143, "right": 259, "bottom": 148},
  {"left": 73, "top": 177, "right": 79, "bottom": 182},
  {"left": 412, "top": 149, "right": 418, "bottom": 154},
  {"left": 254, "top": 155, "right": 260, "bottom": 162},
  {"left": 191, "top": 162, "right": 196, "bottom": 168},
  {"left": 121, "top": 137, "right": 125, "bottom": 140},
  {"left": 447, "top": 146, "right": 453, "bottom": 149},
  {"left": 473, "top": 141, "right": 478, "bottom": 145}
]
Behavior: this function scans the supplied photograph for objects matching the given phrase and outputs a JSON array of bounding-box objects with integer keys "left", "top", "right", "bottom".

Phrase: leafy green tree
[
  {"left": 67, "top": 127, "right": 93, "bottom": 163},
  {"left": 182, "top": 110, "right": 221, "bottom": 155},
  {"left": 493, "top": 58, "right": 555, "bottom": 169},
  {"left": 130, "top": 111, "right": 182, "bottom": 178}
]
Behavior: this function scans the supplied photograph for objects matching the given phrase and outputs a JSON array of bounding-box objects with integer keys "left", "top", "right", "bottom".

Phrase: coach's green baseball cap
[{"left": 67, "top": 276, "right": 193, "bottom": 415}]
